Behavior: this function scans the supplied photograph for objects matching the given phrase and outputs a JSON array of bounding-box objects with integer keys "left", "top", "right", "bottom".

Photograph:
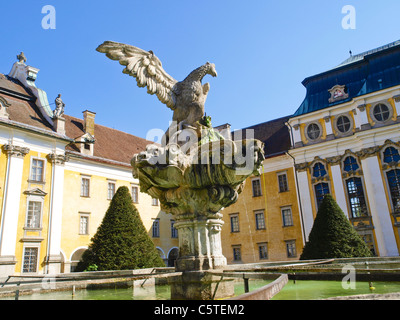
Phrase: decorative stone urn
[
  {"left": 132, "top": 124, "right": 264, "bottom": 274},
  {"left": 132, "top": 122, "right": 264, "bottom": 299}
]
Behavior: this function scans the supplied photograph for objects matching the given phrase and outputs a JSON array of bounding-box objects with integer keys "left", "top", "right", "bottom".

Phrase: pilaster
[
  {"left": 295, "top": 164, "right": 314, "bottom": 241},
  {"left": 45, "top": 153, "right": 68, "bottom": 273},
  {"left": 360, "top": 152, "right": 399, "bottom": 256},
  {"left": 0, "top": 144, "right": 29, "bottom": 277}
]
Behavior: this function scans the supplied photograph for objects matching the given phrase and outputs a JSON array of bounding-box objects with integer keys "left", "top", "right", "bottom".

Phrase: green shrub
[
  {"left": 76, "top": 186, "right": 165, "bottom": 271},
  {"left": 300, "top": 194, "right": 372, "bottom": 260}
]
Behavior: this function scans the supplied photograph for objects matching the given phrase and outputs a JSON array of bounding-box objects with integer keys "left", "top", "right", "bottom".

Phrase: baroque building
[
  {"left": 0, "top": 56, "right": 178, "bottom": 277},
  {"left": 1, "top": 40, "right": 400, "bottom": 277},
  {"left": 287, "top": 40, "right": 400, "bottom": 257},
  {"left": 220, "top": 117, "right": 304, "bottom": 262},
  {"left": 220, "top": 40, "right": 400, "bottom": 264}
]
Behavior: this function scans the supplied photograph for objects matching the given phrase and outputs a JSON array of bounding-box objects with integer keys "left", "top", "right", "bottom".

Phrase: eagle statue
[{"left": 96, "top": 41, "right": 217, "bottom": 134}]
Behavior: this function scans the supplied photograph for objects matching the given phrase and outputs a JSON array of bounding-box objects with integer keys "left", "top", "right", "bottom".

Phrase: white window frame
[
  {"left": 254, "top": 210, "right": 266, "bottom": 230},
  {"left": 370, "top": 102, "right": 393, "bottom": 124},
  {"left": 80, "top": 175, "right": 91, "bottom": 197},
  {"left": 29, "top": 156, "right": 46, "bottom": 183},
  {"left": 131, "top": 184, "right": 139, "bottom": 203},
  {"left": 25, "top": 200, "right": 42, "bottom": 230},
  {"left": 277, "top": 171, "right": 288, "bottom": 192},
  {"left": 305, "top": 122, "right": 322, "bottom": 141},
  {"left": 107, "top": 180, "right": 116, "bottom": 200},
  {"left": 79, "top": 212, "right": 90, "bottom": 235},
  {"left": 281, "top": 206, "right": 294, "bottom": 227},
  {"left": 152, "top": 197, "right": 159, "bottom": 206},
  {"left": 22, "top": 244, "right": 40, "bottom": 274}
]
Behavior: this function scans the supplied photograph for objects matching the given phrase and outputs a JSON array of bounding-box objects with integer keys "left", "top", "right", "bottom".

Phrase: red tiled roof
[
  {"left": 64, "top": 115, "right": 152, "bottom": 164},
  {"left": 0, "top": 74, "right": 153, "bottom": 165}
]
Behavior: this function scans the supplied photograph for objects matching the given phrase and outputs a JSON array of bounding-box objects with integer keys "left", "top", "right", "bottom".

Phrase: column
[
  {"left": 45, "top": 153, "right": 69, "bottom": 274},
  {"left": 295, "top": 163, "right": 314, "bottom": 241},
  {"left": 0, "top": 144, "right": 29, "bottom": 277},
  {"left": 360, "top": 150, "right": 399, "bottom": 256}
]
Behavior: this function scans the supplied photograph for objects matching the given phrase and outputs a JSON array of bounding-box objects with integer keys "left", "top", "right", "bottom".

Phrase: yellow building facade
[
  {"left": 220, "top": 118, "right": 304, "bottom": 263},
  {"left": 0, "top": 58, "right": 178, "bottom": 278}
]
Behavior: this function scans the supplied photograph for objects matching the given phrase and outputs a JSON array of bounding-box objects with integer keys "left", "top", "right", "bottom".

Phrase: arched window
[
  {"left": 343, "top": 156, "right": 359, "bottom": 172},
  {"left": 383, "top": 147, "right": 400, "bottom": 164},
  {"left": 313, "top": 162, "right": 327, "bottom": 178},
  {"left": 312, "top": 162, "right": 329, "bottom": 209}
]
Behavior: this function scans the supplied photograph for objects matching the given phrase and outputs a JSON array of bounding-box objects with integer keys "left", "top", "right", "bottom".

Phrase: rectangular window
[
  {"left": 152, "top": 198, "right": 159, "bottom": 206},
  {"left": 26, "top": 201, "right": 41, "bottom": 229},
  {"left": 107, "top": 182, "right": 116, "bottom": 200},
  {"left": 285, "top": 240, "right": 297, "bottom": 258},
  {"left": 132, "top": 186, "right": 139, "bottom": 203},
  {"left": 252, "top": 178, "right": 262, "bottom": 197},
  {"left": 232, "top": 246, "right": 241, "bottom": 261},
  {"left": 171, "top": 220, "right": 178, "bottom": 238},
  {"left": 31, "top": 159, "right": 44, "bottom": 182},
  {"left": 346, "top": 177, "right": 368, "bottom": 217},
  {"left": 230, "top": 214, "right": 240, "bottom": 232},
  {"left": 255, "top": 210, "right": 266, "bottom": 230},
  {"left": 314, "top": 182, "right": 330, "bottom": 209},
  {"left": 23, "top": 247, "right": 38, "bottom": 273},
  {"left": 152, "top": 220, "right": 160, "bottom": 238},
  {"left": 282, "top": 206, "right": 293, "bottom": 227},
  {"left": 81, "top": 177, "right": 90, "bottom": 197},
  {"left": 278, "top": 173, "right": 288, "bottom": 192},
  {"left": 79, "top": 214, "right": 89, "bottom": 235},
  {"left": 387, "top": 169, "right": 400, "bottom": 212},
  {"left": 258, "top": 243, "right": 268, "bottom": 260}
]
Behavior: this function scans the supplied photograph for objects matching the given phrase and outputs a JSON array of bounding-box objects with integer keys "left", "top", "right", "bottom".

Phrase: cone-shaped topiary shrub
[
  {"left": 76, "top": 186, "right": 165, "bottom": 271},
  {"left": 300, "top": 194, "right": 372, "bottom": 260}
]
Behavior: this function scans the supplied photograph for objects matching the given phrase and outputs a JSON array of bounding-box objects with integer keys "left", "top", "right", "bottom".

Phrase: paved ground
[{"left": 326, "top": 292, "right": 400, "bottom": 300}]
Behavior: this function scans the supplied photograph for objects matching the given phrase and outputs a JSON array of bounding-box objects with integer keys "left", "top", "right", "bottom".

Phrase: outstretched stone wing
[{"left": 97, "top": 41, "right": 178, "bottom": 110}]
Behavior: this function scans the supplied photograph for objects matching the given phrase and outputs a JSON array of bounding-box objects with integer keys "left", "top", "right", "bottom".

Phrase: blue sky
[{"left": 0, "top": 0, "right": 399, "bottom": 139}]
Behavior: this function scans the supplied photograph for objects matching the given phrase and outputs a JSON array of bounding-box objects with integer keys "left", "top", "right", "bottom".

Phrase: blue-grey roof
[{"left": 293, "top": 40, "right": 400, "bottom": 117}]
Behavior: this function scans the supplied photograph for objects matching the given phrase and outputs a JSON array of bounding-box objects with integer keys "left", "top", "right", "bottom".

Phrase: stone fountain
[{"left": 97, "top": 41, "right": 264, "bottom": 299}]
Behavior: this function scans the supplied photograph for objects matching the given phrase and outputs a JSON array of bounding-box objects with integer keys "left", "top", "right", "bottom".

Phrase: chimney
[{"left": 83, "top": 110, "right": 96, "bottom": 136}]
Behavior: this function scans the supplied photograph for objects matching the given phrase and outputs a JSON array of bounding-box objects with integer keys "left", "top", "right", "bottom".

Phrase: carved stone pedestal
[
  {"left": 170, "top": 271, "right": 234, "bottom": 300},
  {"left": 174, "top": 213, "right": 226, "bottom": 272}
]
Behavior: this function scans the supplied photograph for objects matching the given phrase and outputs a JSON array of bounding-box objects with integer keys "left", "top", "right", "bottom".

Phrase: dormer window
[
  {"left": 372, "top": 103, "right": 391, "bottom": 122},
  {"left": 0, "top": 96, "right": 10, "bottom": 119},
  {"left": 306, "top": 123, "right": 321, "bottom": 141},
  {"left": 336, "top": 115, "right": 351, "bottom": 133}
]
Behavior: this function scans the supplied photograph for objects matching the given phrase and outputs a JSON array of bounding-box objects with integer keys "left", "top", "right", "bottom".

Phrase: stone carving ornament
[{"left": 97, "top": 41, "right": 264, "bottom": 277}]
